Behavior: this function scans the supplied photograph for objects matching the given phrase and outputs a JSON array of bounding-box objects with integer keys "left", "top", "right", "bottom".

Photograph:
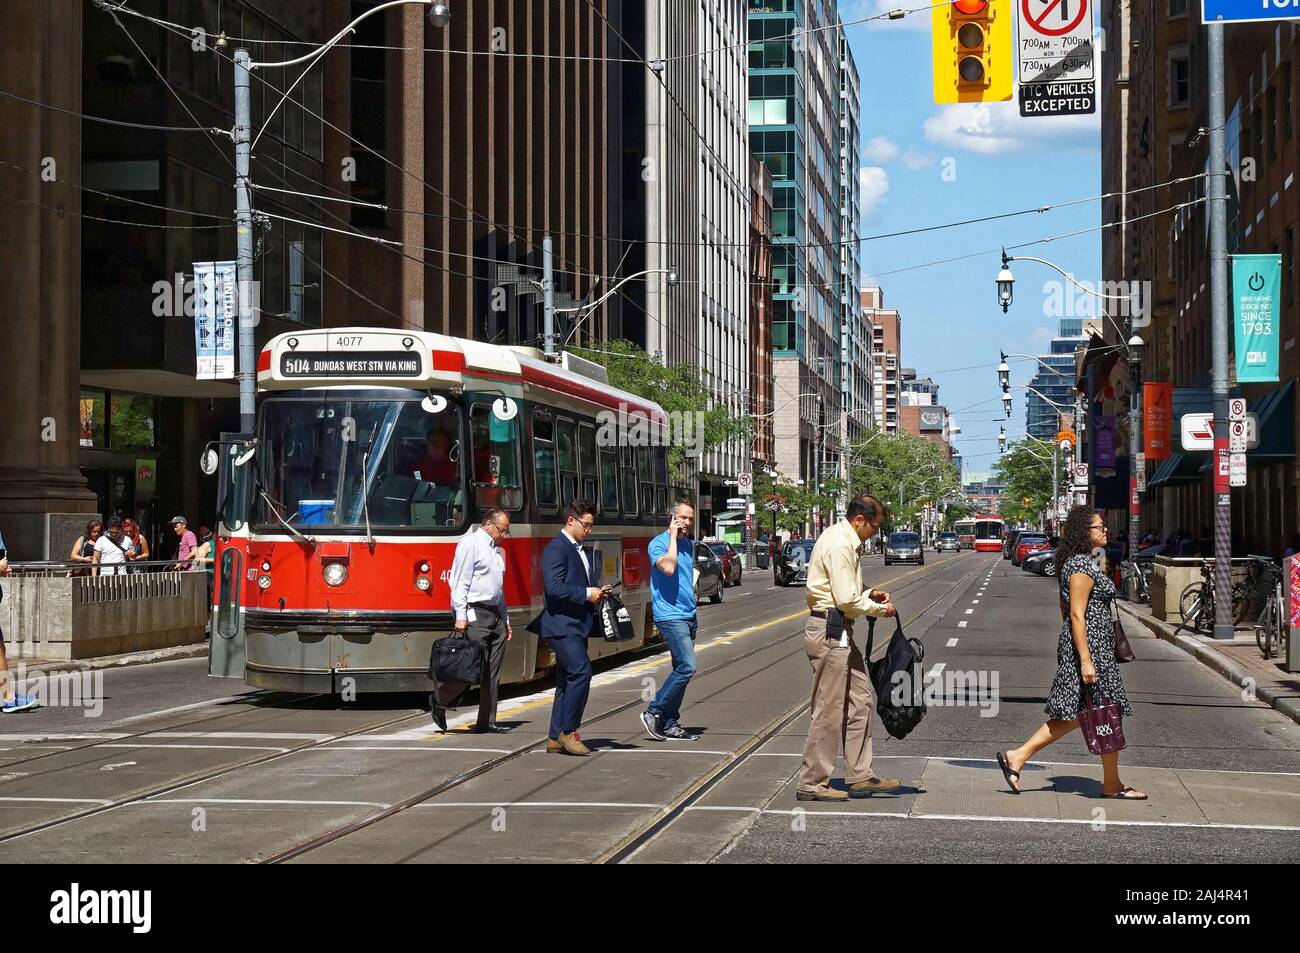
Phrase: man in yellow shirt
[{"left": 798, "top": 493, "right": 901, "bottom": 802}]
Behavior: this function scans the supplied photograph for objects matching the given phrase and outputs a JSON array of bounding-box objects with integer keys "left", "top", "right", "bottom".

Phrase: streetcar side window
[
  {"left": 578, "top": 422, "right": 599, "bottom": 504},
  {"left": 557, "top": 417, "right": 578, "bottom": 505},
  {"left": 653, "top": 445, "right": 669, "bottom": 516},
  {"left": 621, "top": 445, "right": 639, "bottom": 517},
  {"left": 470, "top": 404, "right": 523, "bottom": 512},
  {"left": 638, "top": 446, "right": 653, "bottom": 515},
  {"left": 533, "top": 414, "right": 558, "bottom": 510},
  {"left": 599, "top": 445, "right": 620, "bottom": 516}
]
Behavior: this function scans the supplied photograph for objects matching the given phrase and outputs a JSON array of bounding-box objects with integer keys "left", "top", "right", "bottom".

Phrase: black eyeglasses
[{"left": 578, "top": 520, "right": 595, "bottom": 530}]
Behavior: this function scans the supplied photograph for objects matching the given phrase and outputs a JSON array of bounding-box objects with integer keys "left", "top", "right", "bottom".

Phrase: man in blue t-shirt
[{"left": 641, "top": 500, "right": 701, "bottom": 742}]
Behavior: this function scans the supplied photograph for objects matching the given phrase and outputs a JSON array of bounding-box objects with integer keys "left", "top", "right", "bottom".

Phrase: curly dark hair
[{"left": 1053, "top": 505, "right": 1099, "bottom": 571}]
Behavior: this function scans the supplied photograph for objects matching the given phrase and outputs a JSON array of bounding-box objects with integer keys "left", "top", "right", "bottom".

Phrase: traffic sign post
[
  {"left": 1016, "top": 0, "right": 1096, "bottom": 117},
  {"left": 1073, "top": 462, "right": 1089, "bottom": 488},
  {"left": 1229, "top": 452, "right": 1247, "bottom": 488},
  {"left": 738, "top": 472, "right": 753, "bottom": 496},
  {"left": 1228, "top": 397, "right": 1247, "bottom": 422}
]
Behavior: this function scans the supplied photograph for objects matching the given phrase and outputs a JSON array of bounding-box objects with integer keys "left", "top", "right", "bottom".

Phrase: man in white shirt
[
  {"left": 431, "top": 508, "right": 513, "bottom": 734},
  {"left": 92, "top": 517, "right": 130, "bottom": 577}
]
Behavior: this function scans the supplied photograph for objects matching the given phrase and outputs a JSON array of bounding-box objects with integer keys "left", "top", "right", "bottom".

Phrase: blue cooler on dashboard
[{"left": 297, "top": 500, "right": 336, "bottom": 524}]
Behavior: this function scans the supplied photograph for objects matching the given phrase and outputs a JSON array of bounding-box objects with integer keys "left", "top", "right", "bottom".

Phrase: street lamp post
[
  {"left": 1127, "top": 333, "right": 1144, "bottom": 564},
  {"left": 233, "top": 1, "right": 450, "bottom": 431}
]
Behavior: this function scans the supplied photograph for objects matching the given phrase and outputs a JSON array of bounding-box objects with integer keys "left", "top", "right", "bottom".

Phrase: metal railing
[{"left": 7, "top": 560, "right": 204, "bottom": 606}]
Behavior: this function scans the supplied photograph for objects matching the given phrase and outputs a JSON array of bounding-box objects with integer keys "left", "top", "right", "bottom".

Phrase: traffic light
[{"left": 931, "top": 0, "right": 1012, "bottom": 104}]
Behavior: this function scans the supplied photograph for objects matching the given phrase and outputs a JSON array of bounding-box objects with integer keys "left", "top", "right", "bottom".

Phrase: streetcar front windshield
[
  {"left": 974, "top": 520, "right": 1003, "bottom": 541},
  {"left": 257, "top": 393, "right": 465, "bottom": 531}
]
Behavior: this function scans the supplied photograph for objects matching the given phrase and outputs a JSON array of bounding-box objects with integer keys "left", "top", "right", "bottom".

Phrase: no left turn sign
[
  {"left": 1017, "top": 0, "right": 1095, "bottom": 85},
  {"left": 1022, "top": 0, "right": 1087, "bottom": 37}
]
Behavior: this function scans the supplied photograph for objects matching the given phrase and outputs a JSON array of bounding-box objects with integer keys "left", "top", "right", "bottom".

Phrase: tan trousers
[{"left": 798, "top": 614, "right": 876, "bottom": 795}]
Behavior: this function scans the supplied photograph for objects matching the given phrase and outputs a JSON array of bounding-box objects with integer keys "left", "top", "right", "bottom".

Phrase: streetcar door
[{"left": 210, "top": 431, "right": 254, "bottom": 678}]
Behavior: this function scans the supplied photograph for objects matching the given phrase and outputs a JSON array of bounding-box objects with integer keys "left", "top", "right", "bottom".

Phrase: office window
[
  {"left": 109, "top": 394, "right": 157, "bottom": 451},
  {"left": 80, "top": 389, "right": 107, "bottom": 448},
  {"left": 1169, "top": 0, "right": 1187, "bottom": 15},
  {"left": 1169, "top": 51, "right": 1190, "bottom": 107}
]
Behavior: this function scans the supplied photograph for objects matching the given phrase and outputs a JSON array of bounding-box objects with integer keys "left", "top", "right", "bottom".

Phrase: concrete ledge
[
  {"left": 1118, "top": 601, "right": 1300, "bottom": 727},
  {"left": 7, "top": 642, "right": 209, "bottom": 676}
]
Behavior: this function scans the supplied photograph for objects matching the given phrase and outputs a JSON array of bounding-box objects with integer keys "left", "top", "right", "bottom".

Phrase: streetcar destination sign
[{"left": 280, "top": 351, "right": 424, "bottom": 377}]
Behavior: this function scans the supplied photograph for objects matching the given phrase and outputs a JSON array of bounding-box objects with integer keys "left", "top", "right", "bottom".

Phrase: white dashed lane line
[{"left": 946, "top": 638, "right": 959, "bottom": 647}]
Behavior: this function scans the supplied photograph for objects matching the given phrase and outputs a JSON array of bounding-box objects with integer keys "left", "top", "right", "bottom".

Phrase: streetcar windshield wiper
[
  {"left": 257, "top": 484, "right": 316, "bottom": 550},
  {"left": 360, "top": 424, "right": 378, "bottom": 553}
]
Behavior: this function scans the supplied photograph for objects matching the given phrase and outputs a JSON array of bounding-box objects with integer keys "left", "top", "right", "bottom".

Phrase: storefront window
[
  {"left": 110, "top": 394, "right": 157, "bottom": 450},
  {"left": 80, "top": 389, "right": 106, "bottom": 448}
]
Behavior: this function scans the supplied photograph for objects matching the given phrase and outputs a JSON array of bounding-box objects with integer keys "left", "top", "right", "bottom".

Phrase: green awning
[{"left": 1149, "top": 452, "right": 1203, "bottom": 487}]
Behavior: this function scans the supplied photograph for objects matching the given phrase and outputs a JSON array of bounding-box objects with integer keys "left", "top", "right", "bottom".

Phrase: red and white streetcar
[
  {"left": 973, "top": 514, "right": 1005, "bottom": 553},
  {"left": 208, "top": 328, "right": 673, "bottom": 694}
]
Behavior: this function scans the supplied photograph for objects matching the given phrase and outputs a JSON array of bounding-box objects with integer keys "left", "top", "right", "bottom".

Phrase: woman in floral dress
[{"left": 996, "top": 505, "right": 1147, "bottom": 800}]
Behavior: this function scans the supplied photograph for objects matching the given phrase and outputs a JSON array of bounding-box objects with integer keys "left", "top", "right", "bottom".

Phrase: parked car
[
  {"left": 1014, "top": 534, "right": 1051, "bottom": 566},
  {"left": 774, "top": 539, "right": 816, "bottom": 587},
  {"left": 935, "top": 532, "right": 961, "bottom": 553},
  {"left": 1022, "top": 549, "right": 1057, "bottom": 576},
  {"left": 692, "top": 541, "right": 725, "bottom": 604},
  {"left": 704, "top": 539, "right": 743, "bottom": 587},
  {"left": 884, "top": 531, "right": 924, "bottom": 566},
  {"left": 1002, "top": 529, "right": 1024, "bottom": 560}
]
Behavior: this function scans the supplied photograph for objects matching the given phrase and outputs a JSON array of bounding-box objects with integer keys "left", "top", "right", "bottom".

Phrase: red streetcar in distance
[
  {"left": 973, "top": 515, "right": 1004, "bottom": 553},
  {"left": 206, "top": 328, "right": 675, "bottom": 695},
  {"left": 953, "top": 518, "right": 976, "bottom": 550}
]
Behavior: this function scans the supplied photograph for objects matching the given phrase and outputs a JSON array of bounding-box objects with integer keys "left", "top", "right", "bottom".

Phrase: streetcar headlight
[
  {"left": 323, "top": 562, "right": 348, "bottom": 587},
  {"left": 257, "top": 574, "right": 273, "bottom": 590},
  {"left": 261, "top": 561, "right": 272, "bottom": 572},
  {"left": 415, "top": 576, "right": 432, "bottom": 592}
]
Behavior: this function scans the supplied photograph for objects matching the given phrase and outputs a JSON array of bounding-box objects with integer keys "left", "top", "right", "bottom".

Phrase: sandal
[
  {"left": 1100, "top": 786, "right": 1148, "bottom": 800},
  {"left": 996, "top": 751, "right": 1021, "bottom": 795}
]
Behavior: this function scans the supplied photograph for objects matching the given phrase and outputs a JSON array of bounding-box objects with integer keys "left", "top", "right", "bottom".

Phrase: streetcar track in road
[
  {"left": 0, "top": 555, "right": 973, "bottom": 856},
  {"left": 261, "top": 556, "right": 971, "bottom": 863},
  {"left": 599, "top": 566, "right": 982, "bottom": 864}
]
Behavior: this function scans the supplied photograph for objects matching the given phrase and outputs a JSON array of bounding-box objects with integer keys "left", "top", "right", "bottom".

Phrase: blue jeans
[{"left": 648, "top": 618, "right": 697, "bottom": 730}]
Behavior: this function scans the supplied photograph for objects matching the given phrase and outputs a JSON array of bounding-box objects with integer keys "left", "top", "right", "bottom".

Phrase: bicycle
[
  {"left": 1120, "top": 558, "right": 1153, "bottom": 605},
  {"left": 1251, "top": 561, "right": 1288, "bottom": 659},
  {"left": 1176, "top": 559, "right": 1251, "bottom": 635}
]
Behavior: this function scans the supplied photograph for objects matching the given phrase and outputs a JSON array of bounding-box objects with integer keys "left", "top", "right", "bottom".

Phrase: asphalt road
[{"left": 0, "top": 550, "right": 1296, "bottom": 863}]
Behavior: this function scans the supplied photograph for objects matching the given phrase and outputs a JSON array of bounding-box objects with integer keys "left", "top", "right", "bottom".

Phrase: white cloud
[
  {"left": 923, "top": 101, "right": 1099, "bottom": 156},
  {"left": 1025, "top": 326, "right": 1054, "bottom": 348},
  {"left": 863, "top": 135, "right": 900, "bottom": 163},
  {"left": 858, "top": 166, "right": 890, "bottom": 219},
  {"left": 901, "top": 149, "right": 937, "bottom": 170}
]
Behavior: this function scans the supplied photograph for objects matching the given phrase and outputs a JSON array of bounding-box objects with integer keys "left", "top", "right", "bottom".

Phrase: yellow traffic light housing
[{"left": 932, "top": 0, "right": 1012, "bottom": 104}]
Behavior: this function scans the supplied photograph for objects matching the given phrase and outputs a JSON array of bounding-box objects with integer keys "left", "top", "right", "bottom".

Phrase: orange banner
[{"left": 1144, "top": 382, "right": 1173, "bottom": 460}]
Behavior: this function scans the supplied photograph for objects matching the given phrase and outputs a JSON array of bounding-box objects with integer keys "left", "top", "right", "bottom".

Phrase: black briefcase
[
  {"left": 594, "top": 593, "right": 636, "bottom": 642},
  {"left": 428, "top": 634, "right": 486, "bottom": 684}
]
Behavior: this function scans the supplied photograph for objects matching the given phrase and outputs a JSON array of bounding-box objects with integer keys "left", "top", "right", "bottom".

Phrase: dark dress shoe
[
  {"left": 429, "top": 695, "right": 448, "bottom": 732},
  {"left": 475, "top": 722, "right": 513, "bottom": 734}
]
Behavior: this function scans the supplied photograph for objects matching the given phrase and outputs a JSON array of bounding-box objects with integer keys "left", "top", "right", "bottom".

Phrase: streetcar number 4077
[{"left": 336, "top": 336, "right": 362, "bottom": 347}]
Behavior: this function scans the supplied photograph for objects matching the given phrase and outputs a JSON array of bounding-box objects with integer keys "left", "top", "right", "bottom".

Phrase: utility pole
[
  {"left": 233, "top": 49, "right": 256, "bottom": 433},
  {"left": 1207, "top": 21, "right": 1233, "bottom": 641},
  {"left": 1128, "top": 333, "right": 1143, "bottom": 561},
  {"left": 541, "top": 235, "right": 556, "bottom": 359}
]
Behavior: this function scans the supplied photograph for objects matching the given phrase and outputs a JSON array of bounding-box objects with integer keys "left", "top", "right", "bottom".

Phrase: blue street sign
[{"left": 1202, "top": 0, "right": 1300, "bottom": 24}]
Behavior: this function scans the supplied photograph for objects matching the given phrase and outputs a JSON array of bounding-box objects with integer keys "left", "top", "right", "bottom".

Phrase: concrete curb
[
  {"left": 1117, "top": 602, "right": 1300, "bottom": 727},
  {"left": 11, "top": 642, "right": 209, "bottom": 675}
]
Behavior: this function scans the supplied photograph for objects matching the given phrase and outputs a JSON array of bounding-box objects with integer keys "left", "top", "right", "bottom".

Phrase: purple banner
[{"left": 1093, "top": 415, "right": 1117, "bottom": 469}]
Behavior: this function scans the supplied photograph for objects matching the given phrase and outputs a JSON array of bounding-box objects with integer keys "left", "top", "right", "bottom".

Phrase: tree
[
  {"left": 845, "top": 428, "right": 961, "bottom": 531},
  {"left": 993, "top": 438, "right": 1059, "bottom": 526},
  {"left": 571, "top": 341, "right": 751, "bottom": 488}
]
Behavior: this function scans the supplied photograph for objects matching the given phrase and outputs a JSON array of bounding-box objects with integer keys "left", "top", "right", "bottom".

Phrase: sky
[{"left": 843, "top": 0, "right": 1103, "bottom": 479}]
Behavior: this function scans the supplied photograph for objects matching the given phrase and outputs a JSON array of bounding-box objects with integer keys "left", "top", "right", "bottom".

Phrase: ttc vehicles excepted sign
[{"left": 1016, "top": 0, "right": 1097, "bottom": 117}]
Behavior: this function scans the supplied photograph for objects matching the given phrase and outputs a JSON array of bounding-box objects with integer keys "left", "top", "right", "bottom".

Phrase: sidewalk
[{"left": 1117, "top": 600, "right": 1300, "bottom": 726}]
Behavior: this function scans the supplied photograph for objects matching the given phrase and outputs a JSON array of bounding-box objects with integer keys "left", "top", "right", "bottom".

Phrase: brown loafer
[
  {"left": 849, "top": 777, "right": 902, "bottom": 797},
  {"left": 558, "top": 732, "right": 590, "bottom": 756},
  {"left": 795, "top": 788, "right": 848, "bottom": 802},
  {"left": 545, "top": 738, "right": 563, "bottom": 754}
]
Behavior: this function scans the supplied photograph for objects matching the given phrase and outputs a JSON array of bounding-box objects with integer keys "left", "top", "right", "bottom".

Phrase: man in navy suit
[{"left": 528, "top": 499, "right": 607, "bottom": 756}]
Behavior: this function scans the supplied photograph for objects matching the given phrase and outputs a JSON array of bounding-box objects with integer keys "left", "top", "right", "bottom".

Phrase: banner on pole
[
  {"left": 1143, "top": 382, "right": 1173, "bottom": 460},
  {"left": 1232, "top": 253, "right": 1281, "bottom": 383},
  {"left": 193, "top": 260, "right": 237, "bottom": 380},
  {"left": 1093, "top": 414, "right": 1116, "bottom": 468}
]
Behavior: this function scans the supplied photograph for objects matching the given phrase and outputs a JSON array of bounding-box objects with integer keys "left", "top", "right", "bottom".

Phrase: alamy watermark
[{"left": 596, "top": 404, "right": 705, "bottom": 459}]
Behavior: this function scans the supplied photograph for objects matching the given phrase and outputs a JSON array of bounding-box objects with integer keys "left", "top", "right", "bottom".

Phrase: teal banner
[{"left": 1232, "top": 253, "right": 1282, "bottom": 383}]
